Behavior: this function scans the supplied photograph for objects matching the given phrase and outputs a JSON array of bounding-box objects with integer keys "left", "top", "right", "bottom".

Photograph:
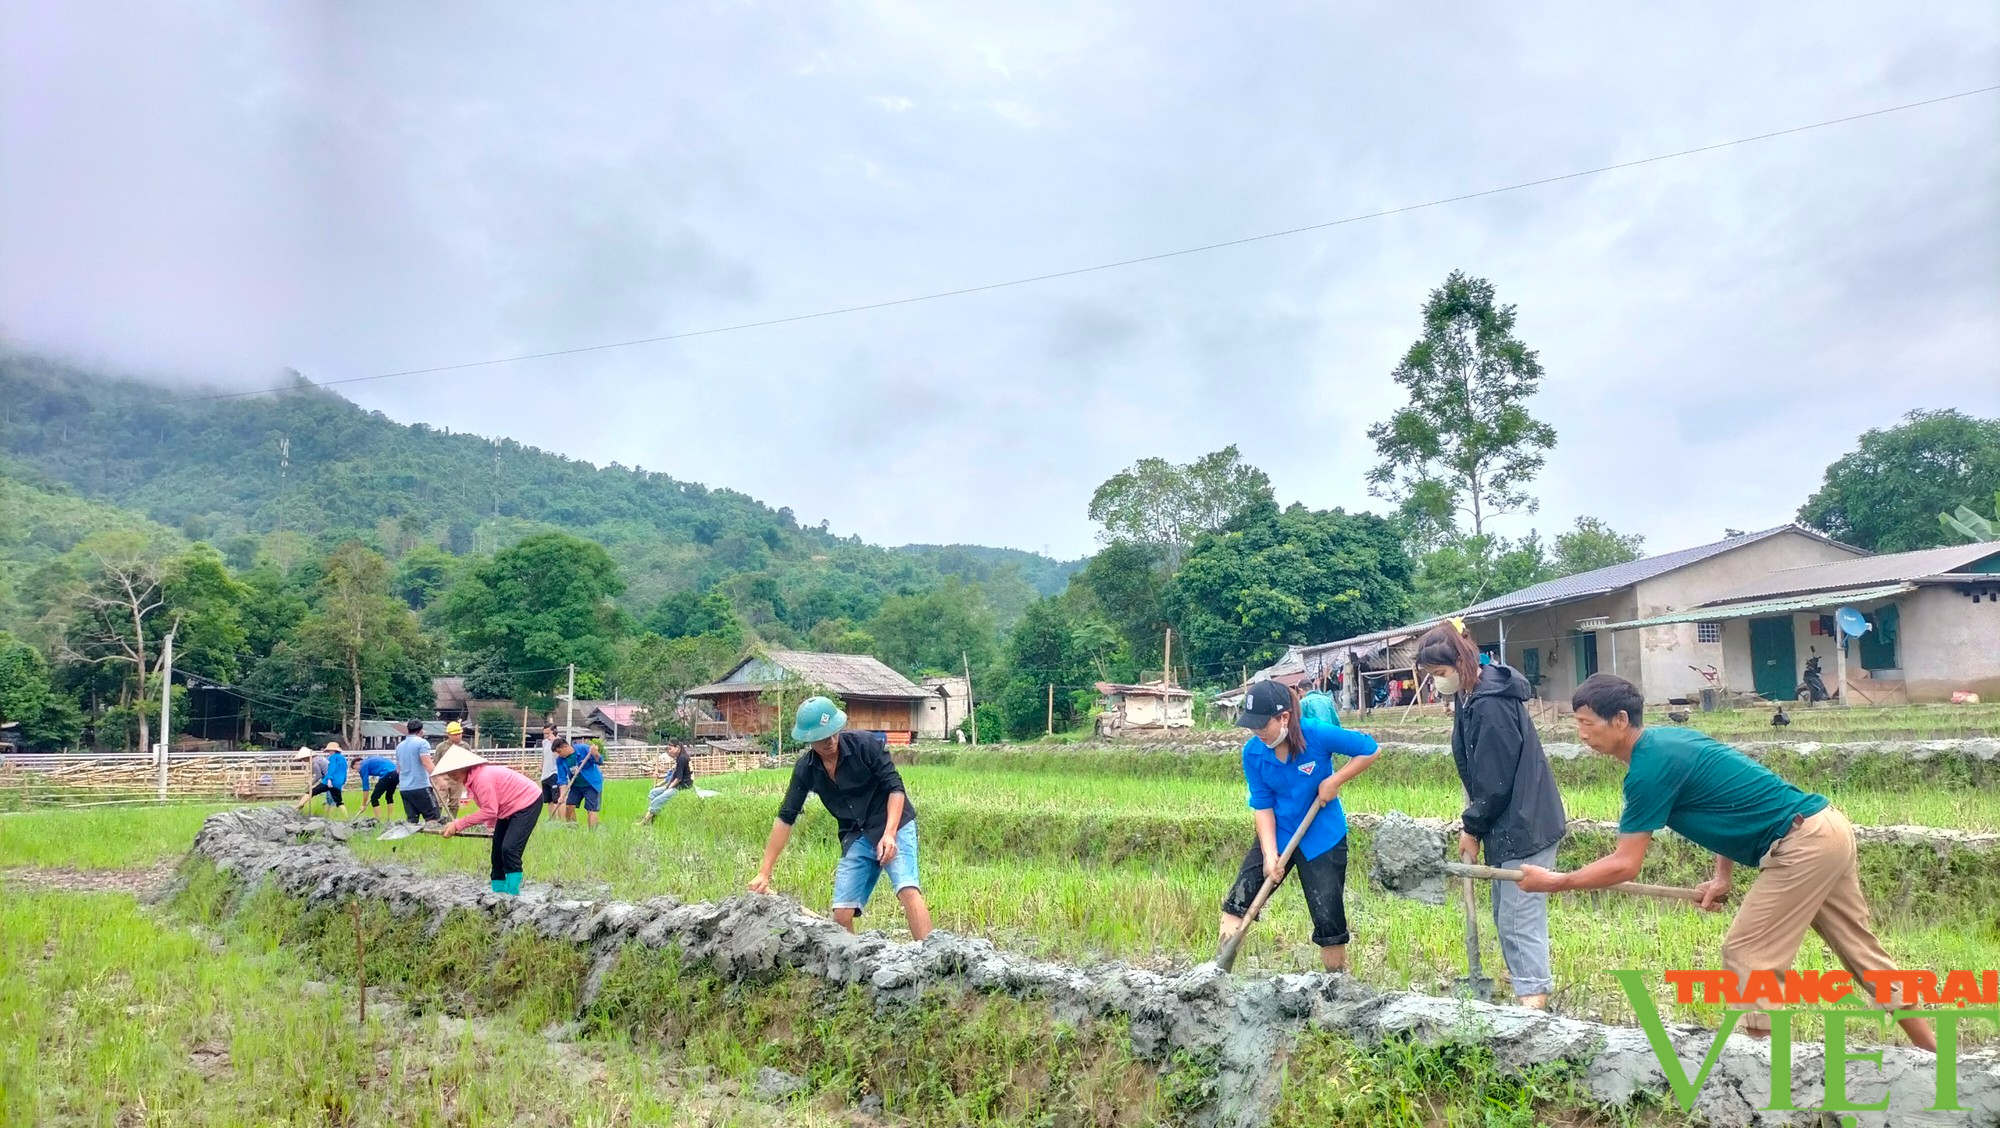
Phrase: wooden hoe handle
[{"left": 1442, "top": 862, "right": 1709, "bottom": 904}]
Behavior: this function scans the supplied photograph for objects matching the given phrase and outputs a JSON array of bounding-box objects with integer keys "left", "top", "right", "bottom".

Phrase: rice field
[{"left": 5, "top": 739, "right": 1996, "bottom": 1047}]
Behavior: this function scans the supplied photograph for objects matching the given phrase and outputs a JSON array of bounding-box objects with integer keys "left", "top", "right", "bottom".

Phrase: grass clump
[
  {"left": 1272, "top": 1033, "right": 1686, "bottom": 1128},
  {"left": 586, "top": 942, "right": 1165, "bottom": 1125}
]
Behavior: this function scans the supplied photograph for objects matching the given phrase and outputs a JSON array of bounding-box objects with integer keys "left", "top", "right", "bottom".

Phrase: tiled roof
[
  {"left": 1706, "top": 543, "right": 2000, "bottom": 604},
  {"left": 685, "top": 649, "right": 932, "bottom": 699},
  {"left": 1457, "top": 525, "right": 1858, "bottom": 619}
]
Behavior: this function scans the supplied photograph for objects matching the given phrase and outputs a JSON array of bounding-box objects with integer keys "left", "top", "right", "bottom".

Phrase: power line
[{"left": 163, "top": 84, "right": 1999, "bottom": 407}]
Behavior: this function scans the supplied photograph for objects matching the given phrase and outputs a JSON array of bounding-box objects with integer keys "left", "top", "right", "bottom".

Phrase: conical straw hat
[{"left": 432, "top": 745, "right": 487, "bottom": 777}]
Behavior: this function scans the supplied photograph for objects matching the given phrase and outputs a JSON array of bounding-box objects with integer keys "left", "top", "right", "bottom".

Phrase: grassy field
[{"left": 0, "top": 888, "right": 844, "bottom": 1127}]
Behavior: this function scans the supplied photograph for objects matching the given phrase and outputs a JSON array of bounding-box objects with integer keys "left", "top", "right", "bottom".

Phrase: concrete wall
[
  {"left": 1627, "top": 532, "right": 1860, "bottom": 703},
  {"left": 915, "top": 677, "right": 969, "bottom": 739},
  {"left": 1899, "top": 585, "right": 2000, "bottom": 700}
]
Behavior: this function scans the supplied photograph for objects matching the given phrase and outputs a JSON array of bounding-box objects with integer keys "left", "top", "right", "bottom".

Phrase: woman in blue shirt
[{"left": 1221, "top": 680, "right": 1379, "bottom": 972}]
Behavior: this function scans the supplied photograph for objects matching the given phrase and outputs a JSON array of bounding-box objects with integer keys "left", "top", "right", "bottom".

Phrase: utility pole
[
  {"left": 156, "top": 629, "right": 175, "bottom": 800},
  {"left": 962, "top": 651, "right": 979, "bottom": 747},
  {"left": 275, "top": 435, "right": 289, "bottom": 534},
  {"left": 1162, "top": 627, "right": 1173, "bottom": 687},
  {"left": 1046, "top": 683, "right": 1054, "bottom": 735},
  {"left": 565, "top": 664, "right": 576, "bottom": 742}
]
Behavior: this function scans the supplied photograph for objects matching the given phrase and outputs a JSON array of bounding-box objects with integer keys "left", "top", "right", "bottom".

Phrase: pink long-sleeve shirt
[{"left": 445, "top": 763, "right": 543, "bottom": 832}]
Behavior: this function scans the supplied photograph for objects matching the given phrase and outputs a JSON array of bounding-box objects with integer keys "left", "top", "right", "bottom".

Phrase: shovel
[
  {"left": 1214, "top": 798, "right": 1324, "bottom": 973},
  {"left": 375, "top": 821, "right": 491, "bottom": 841},
  {"left": 1370, "top": 811, "right": 1710, "bottom": 907},
  {"left": 1452, "top": 847, "right": 1495, "bottom": 999}
]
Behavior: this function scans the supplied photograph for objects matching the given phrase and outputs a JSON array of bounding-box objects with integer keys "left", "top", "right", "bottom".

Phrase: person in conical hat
[
  {"left": 433, "top": 744, "right": 543, "bottom": 896},
  {"left": 294, "top": 746, "right": 331, "bottom": 813},
  {"left": 302, "top": 741, "right": 350, "bottom": 816},
  {"left": 748, "top": 696, "right": 932, "bottom": 940}
]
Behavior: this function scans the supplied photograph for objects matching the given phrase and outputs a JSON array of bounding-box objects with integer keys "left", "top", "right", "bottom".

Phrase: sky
[{"left": 3, "top": 3, "right": 1997, "bottom": 560}]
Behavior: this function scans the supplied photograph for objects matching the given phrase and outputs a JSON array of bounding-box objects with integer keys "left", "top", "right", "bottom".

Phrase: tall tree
[
  {"left": 0, "top": 630, "right": 84, "bottom": 749},
  {"left": 617, "top": 631, "right": 740, "bottom": 738},
  {"left": 995, "top": 597, "right": 1118, "bottom": 738},
  {"left": 1087, "top": 446, "right": 1274, "bottom": 571},
  {"left": 1368, "top": 272, "right": 1556, "bottom": 543},
  {"left": 48, "top": 535, "right": 173, "bottom": 752},
  {"left": 292, "top": 543, "right": 433, "bottom": 743},
  {"left": 439, "top": 531, "right": 627, "bottom": 699},
  {"left": 1162, "top": 505, "right": 1414, "bottom": 676},
  {"left": 1550, "top": 517, "right": 1645, "bottom": 577},
  {"left": 1064, "top": 540, "right": 1167, "bottom": 674},
  {"left": 868, "top": 578, "right": 998, "bottom": 678},
  {"left": 1799, "top": 410, "right": 2000, "bottom": 552}
]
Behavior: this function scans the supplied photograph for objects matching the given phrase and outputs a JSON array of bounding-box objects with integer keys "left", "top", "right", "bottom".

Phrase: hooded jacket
[{"left": 1451, "top": 664, "right": 1566, "bottom": 862}]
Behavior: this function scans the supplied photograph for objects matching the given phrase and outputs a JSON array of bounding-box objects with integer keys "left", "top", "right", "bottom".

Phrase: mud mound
[{"left": 186, "top": 808, "right": 1998, "bottom": 1127}]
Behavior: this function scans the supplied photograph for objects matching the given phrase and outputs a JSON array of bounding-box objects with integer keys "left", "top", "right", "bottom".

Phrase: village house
[
  {"left": 1094, "top": 681, "right": 1194, "bottom": 737},
  {"left": 1594, "top": 541, "right": 2000, "bottom": 704},
  {"left": 682, "top": 649, "right": 939, "bottom": 744},
  {"left": 1273, "top": 525, "right": 1868, "bottom": 708}
]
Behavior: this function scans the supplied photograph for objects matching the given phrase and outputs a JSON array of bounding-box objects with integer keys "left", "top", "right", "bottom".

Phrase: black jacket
[{"left": 1452, "top": 664, "right": 1566, "bottom": 862}]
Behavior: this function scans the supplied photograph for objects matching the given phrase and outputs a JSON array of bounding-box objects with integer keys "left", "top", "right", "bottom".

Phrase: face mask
[{"left": 1432, "top": 670, "right": 1462, "bottom": 696}]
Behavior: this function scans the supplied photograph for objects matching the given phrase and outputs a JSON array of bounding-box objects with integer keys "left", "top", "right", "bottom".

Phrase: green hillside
[
  {"left": 0, "top": 354, "right": 1076, "bottom": 636},
  {"left": 0, "top": 461, "right": 184, "bottom": 632}
]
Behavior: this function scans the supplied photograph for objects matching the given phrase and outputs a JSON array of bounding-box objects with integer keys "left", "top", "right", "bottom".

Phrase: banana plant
[{"left": 1939, "top": 491, "right": 1999, "bottom": 542}]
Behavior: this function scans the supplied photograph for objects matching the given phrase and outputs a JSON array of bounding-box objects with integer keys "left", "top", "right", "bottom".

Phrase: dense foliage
[{"left": 1798, "top": 409, "right": 2000, "bottom": 552}]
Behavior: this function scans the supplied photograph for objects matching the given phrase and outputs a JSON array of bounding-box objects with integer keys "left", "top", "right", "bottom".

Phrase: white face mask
[{"left": 1431, "top": 670, "right": 1462, "bottom": 696}]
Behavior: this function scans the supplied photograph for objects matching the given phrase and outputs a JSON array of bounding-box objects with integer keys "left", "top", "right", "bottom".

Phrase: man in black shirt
[{"left": 749, "top": 696, "right": 933, "bottom": 939}]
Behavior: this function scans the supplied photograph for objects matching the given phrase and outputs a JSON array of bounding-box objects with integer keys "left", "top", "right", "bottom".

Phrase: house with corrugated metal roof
[
  {"left": 1595, "top": 541, "right": 2000, "bottom": 704},
  {"left": 682, "top": 649, "right": 938, "bottom": 744},
  {"left": 1271, "top": 525, "right": 1865, "bottom": 708}
]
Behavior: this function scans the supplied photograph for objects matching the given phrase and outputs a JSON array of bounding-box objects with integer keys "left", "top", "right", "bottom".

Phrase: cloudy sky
[{"left": 4, "top": 3, "right": 1996, "bottom": 558}]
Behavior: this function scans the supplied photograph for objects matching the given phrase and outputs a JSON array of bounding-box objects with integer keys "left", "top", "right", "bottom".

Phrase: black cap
[{"left": 1234, "top": 680, "right": 1292, "bottom": 729}]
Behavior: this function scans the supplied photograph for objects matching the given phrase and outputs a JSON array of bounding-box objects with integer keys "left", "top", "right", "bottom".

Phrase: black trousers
[
  {"left": 308, "top": 783, "right": 343, "bottom": 805},
  {"left": 1220, "top": 837, "right": 1351, "bottom": 947},
  {"left": 368, "top": 772, "right": 399, "bottom": 807},
  {"left": 491, "top": 803, "right": 541, "bottom": 880},
  {"left": 400, "top": 787, "right": 440, "bottom": 823}
]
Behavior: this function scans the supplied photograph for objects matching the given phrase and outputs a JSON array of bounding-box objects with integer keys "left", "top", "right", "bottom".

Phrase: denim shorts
[{"left": 831, "top": 821, "right": 920, "bottom": 911}]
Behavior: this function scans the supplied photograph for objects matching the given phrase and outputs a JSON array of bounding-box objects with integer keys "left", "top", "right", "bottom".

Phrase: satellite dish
[{"left": 1835, "top": 607, "right": 1871, "bottom": 638}]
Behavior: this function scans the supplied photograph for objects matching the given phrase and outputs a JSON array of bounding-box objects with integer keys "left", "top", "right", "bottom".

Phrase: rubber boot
[
  {"left": 501, "top": 872, "right": 523, "bottom": 896},
  {"left": 490, "top": 879, "right": 507, "bottom": 894}
]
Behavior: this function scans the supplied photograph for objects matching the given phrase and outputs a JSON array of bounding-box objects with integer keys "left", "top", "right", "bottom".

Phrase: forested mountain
[{"left": 0, "top": 354, "right": 1075, "bottom": 636}]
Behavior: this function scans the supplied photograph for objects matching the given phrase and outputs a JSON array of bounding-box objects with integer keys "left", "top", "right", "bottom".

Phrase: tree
[
  {"left": 1367, "top": 272, "right": 1556, "bottom": 543},
  {"left": 1798, "top": 410, "right": 2000, "bottom": 552},
  {"left": 476, "top": 707, "right": 520, "bottom": 747},
  {"left": 644, "top": 590, "right": 745, "bottom": 647},
  {"left": 48, "top": 535, "right": 173, "bottom": 752},
  {"left": 1162, "top": 506, "right": 1415, "bottom": 676},
  {"left": 868, "top": 579, "right": 998, "bottom": 678},
  {"left": 807, "top": 617, "right": 876, "bottom": 655},
  {"left": 1550, "top": 517, "right": 1645, "bottom": 578},
  {"left": 1087, "top": 446, "right": 1274, "bottom": 571},
  {"left": 618, "top": 631, "right": 740, "bottom": 738},
  {"left": 439, "top": 532, "right": 627, "bottom": 699},
  {"left": 1940, "top": 490, "right": 1999, "bottom": 543},
  {"left": 0, "top": 630, "right": 83, "bottom": 749},
  {"left": 1065, "top": 540, "right": 1166, "bottom": 675},
  {"left": 292, "top": 543, "right": 435, "bottom": 743},
  {"left": 994, "top": 597, "right": 1117, "bottom": 738},
  {"left": 391, "top": 544, "right": 459, "bottom": 612},
  {"left": 1409, "top": 533, "right": 1550, "bottom": 618}
]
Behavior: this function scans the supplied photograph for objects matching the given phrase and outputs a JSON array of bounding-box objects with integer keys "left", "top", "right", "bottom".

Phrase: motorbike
[{"left": 1796, "top": 655, "right": 1833, "bottom": 703}]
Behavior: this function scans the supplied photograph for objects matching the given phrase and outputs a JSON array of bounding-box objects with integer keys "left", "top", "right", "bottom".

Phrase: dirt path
[{"left": 0, "top": 861, "right": 177, "bottom": 897}]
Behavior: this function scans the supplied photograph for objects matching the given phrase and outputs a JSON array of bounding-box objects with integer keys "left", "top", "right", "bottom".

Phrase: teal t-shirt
[{"left": 1618, "top": 727, "right": 1828, "bottom": 867}]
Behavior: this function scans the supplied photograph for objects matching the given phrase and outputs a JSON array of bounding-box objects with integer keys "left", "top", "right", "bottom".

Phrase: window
[{"left": 1697, "top": 622, "right": 1722, "bottom": 644}]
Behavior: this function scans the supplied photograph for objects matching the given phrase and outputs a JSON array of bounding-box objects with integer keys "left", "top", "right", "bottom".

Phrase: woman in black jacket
[{"left": 1416, "top": 621, "right": 1567, "bottom": 1009}]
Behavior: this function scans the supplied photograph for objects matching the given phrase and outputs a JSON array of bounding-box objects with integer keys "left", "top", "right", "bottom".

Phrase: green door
[{"left": 1748, "top": 617, "right": 1796, "bottom": 701}]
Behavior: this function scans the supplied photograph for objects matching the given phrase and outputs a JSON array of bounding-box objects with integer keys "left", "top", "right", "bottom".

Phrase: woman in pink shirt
[{"left": 434, "top": 747, "right": 543, "bottom": 896}]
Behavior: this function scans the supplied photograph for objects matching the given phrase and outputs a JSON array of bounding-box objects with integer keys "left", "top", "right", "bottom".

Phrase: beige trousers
[{"left": 1721, "top": 807, "right": 1906, "bottom": 1032}]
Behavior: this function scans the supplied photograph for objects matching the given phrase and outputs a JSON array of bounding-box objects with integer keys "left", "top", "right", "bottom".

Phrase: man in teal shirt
[{"left": 1517, "top": 674, "right": 1933, "bottom": 1051}]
